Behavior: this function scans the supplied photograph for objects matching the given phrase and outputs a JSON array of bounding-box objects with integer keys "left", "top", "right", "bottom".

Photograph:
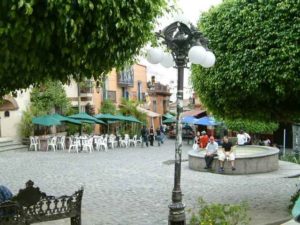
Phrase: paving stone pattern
[{"left": 0, "top": 140, "right": 299, "bottom": 225}]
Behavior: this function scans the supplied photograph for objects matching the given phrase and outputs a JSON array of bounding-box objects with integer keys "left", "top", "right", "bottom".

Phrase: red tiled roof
[{"left": 182, "top": 109, "right": 206, "bottom": 117}]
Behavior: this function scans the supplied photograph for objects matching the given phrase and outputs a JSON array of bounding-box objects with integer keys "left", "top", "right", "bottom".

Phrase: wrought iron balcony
[{"left": 117, "top": 67, "right": 134, "bottom": 87}]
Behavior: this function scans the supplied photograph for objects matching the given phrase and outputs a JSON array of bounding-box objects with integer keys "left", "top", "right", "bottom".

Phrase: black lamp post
[{"left": 147, "top": 21, "right": 215, "bottom": 225}]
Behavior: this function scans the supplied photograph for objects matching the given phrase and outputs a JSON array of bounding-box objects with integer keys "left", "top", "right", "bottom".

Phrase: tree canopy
[
  {"left": 224, "top": 118, "right": 279, "bottom": 134},
  {"left": 119, "top": 98, "right": 147, "bottom": 124},
  {"left": 191, "top": 0, "right": 300, "bottom": 123},
  {"left": 30, "top": 80, "right": 71, "bottom": 115},
  {"left": 19, "top": 79, "right": 72, "bottom": 137},
  {"left": 0, "top": 0, "right": 169, "bottom": 96}
]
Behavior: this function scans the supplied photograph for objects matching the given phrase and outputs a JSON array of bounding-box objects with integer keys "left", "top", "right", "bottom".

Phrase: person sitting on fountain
[
  {"left": 204, "top": 136, "right": 218, "bottom": 169},
  {"left": 243, "top": 130, "right": 251, "bottom": 145},
  {"left": 200, "top": 131, "right": 209, "bottom": 148},
  {"left": 218, "top": 136, "right": 236, "bottom": 172}
]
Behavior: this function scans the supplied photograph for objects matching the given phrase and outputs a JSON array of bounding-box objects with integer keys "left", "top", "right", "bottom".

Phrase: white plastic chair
[
  {"left": 82, "top": 137, "right": 93, "bottom": 153},
  {"left": 95, "top": 137, "right": 108, "bottom": 152},
  {"left": 47, "top": 136, "right": 57, "bottom": 152},
  {"left": 108, "top": 135, "right": 118, "bottom": 149},
  {"left": 29, "top": 136, "right": 38, "bottom": 151},
  {"left": 120, "top": 134, "right": 130, "bottom": 148},
  {"left": 68, "top": 137, "right": 80, "bottom": 153},
  {"left": 100, "top": 138, "right": 108, "bottom": 152},
  {"left": 57, "top": 136, "right": 66, "bottom": 150},
  {"left": 129, "top": 135, "right": 137, "bottom": 147},
  {"left": 136, "top": 136, "right": 142, "bottom": 147}
]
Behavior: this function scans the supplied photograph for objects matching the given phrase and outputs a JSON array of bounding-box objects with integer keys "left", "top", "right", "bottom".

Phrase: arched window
[{"left": 4, "top": 111, "right": 10, "bottom": 117}]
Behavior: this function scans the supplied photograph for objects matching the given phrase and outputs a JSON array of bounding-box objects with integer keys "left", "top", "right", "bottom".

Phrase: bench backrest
[{"left": 0, "top": 180, "right": 83, "bottom": 225}]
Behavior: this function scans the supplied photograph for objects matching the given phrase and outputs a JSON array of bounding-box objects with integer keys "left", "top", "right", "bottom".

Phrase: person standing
[
  {"left": 141, "top": 125, "right": 149, "bottom": 147},
  {"left": 218, "top": 136, "right": 235, "bottom": 172},
  {"left": 237, "top": 130, "right": 246, "bottom": 146},
  {"left": 194, "top": 131, "right": 200, "bottom": 150},
  {"left": 204, "top": 136, "right": 218, "bottom": 169},
  {"left": 149, "top": 126, "right": 154, "bottom": 146},
  {"left": 160, "top": 125, "right": 165, "bottom": 144},
  {"left": 156, "top": 127, "right": 161, "bottom": 146},
  {"left": 200, "top": 131, "right": 209, "bottom": 149}
]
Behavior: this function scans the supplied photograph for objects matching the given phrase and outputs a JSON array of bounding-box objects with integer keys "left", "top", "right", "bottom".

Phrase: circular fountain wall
[{"left": 188, "top": 145, "right": 279, "bottom": 174}]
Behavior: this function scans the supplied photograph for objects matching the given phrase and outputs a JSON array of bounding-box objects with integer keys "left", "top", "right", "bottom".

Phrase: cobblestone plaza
[{"left": 0, "top": 139, "right": 299, "bottom": 225}]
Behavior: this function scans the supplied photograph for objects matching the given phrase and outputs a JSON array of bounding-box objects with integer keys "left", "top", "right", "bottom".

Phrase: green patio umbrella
[
  {"left": 163, "top": 113, "right": 174, "bottom": 119},
  {"left": 68, "top": 112, "right": 106, "bottom": 124},
  {"left": 32, "top": 115, "right": 61, "bottom": 126},
  {"left": 163, "top": 117, "right": 177, "bottom": 124},
  {"left": 126, "top": 116, "right": 142, "bottom": 124},
  {"left": 68, "top": 112, "right": 105, "bottom": 136},
  {"left": 52, "top": 113, "right": 81, "bottom": 125},
  {"left": 115, "top": 114, "right": 134, "bottom": 122},
  {"left": 94, "top": 113, "right": 122, "bottom": 122}
]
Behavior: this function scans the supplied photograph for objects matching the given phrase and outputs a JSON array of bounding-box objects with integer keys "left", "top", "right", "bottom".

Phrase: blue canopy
[
  {"left": 181, "top": 116, "right": 198, "bottom": 124},
  {"left": 194, "top": 116, "right": 220, "bottom": 126}
]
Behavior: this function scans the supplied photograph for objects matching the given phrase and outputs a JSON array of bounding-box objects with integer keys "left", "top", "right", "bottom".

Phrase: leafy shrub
[
  {"left": 19, "top": 108, "right": 34, "bottom": 137},
  {"left": 100, "top": 99, "right": 117, "bottom": 115},
  {"left": 280, "top": 153, "right": 300, "bottom": 164},
  {"left": 289, "top": 185, "right": 300, "bottom": 211},
  {"left": 188, "top": 198, "right": 250, "bottom": 225},
  {"left": 280, "top": 154, "right": 300, "bottom": 211}
]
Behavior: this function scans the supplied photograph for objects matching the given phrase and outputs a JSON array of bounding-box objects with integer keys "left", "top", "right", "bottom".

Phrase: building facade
[
  {"left": 0, "top": 92, "right": 31, "bottom": 138},
  {"left": 0, "top": 64, "right": 172, "bottom": 138}
]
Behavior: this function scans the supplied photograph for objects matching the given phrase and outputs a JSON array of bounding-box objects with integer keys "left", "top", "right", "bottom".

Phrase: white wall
[{"left": 0, "top": 90, "right": 31, "bottom": 138}]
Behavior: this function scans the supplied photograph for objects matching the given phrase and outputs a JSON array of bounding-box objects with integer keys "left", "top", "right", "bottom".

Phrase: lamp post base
[{"left": 168, "top": 202, "right": 186, "bottom": 225}]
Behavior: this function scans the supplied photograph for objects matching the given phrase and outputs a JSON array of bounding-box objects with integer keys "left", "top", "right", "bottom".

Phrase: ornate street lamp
[{"left": 147, "top": 21, "right": 215, "bottom": 225}]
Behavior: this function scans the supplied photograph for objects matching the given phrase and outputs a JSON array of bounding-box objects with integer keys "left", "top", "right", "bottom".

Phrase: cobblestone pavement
[{"left": 0, "top": 139, "right": 299, "bottom": 225}]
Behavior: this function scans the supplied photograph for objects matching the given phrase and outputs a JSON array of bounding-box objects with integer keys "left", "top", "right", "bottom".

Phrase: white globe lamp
[
  {"left": 201, "top": 51, "right": 216, "bottom": 68},
  {"left": 146, "top": 48, "right": 163, "bottom": 64},
  {"left": 160, "top": 53, "right": 174, "bottom": 68},
  {"left": 188, "top": 46, "right": 207, "bottom": 65}
]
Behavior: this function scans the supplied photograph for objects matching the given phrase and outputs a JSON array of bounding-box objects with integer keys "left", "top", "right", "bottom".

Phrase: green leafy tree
[
  {"left": 118, "top": 98, "right": 147, "bottom": 136},
  {"left": 118, "top": 98, "right": 147, "bottom": 124},
  {"left": 100, "top": 100, "right": 117, "bottom": 115},
  {"left": 0, "top": 0, "right": 170, "bottom": 96},
  {"left": 30, "top": 80, "right": 71, "bottom": 115},
  {"left": 224, "top": 119, "right": 279, "bottom": 134},
  {"left": 19, "top": 80, "right": 72, "bottom": 137},
  {"left": 19, "top": 107, "right": 35, "bottom": 137},
  {"left": 191, "top": 0, "right": 300, "bottom": 122}
]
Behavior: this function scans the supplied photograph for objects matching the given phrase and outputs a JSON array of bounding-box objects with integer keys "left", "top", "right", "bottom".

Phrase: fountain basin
[{"left": 188, "top": 145, "right": 279, "bottom": 174}]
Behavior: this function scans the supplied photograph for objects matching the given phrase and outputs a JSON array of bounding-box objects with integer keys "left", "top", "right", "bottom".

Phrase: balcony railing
[
  {"left": 117, "top": 67, "right": 134, "bottom": 87},
  {"left": 149, "top": 83, "right": 171, "bottom": 95}
]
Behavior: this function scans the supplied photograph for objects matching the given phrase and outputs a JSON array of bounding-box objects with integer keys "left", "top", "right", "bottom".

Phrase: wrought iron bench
[{"left": 0, "top": 180, "right": 83, "bottom": 225}]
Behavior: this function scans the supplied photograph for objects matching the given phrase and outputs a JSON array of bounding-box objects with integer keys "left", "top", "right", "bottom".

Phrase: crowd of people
[{"left": 140, "top": 125, "right": 166, "bottom": 147}]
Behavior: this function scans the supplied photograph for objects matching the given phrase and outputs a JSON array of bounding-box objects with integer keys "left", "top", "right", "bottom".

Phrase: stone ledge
[{"left": 188, "top": 145, "right": 279, "bottom": 175}]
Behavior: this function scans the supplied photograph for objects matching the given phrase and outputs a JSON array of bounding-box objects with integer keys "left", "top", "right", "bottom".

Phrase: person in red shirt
[{"left": 200, "top": 131, "right": 209, "bottom": 149}]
